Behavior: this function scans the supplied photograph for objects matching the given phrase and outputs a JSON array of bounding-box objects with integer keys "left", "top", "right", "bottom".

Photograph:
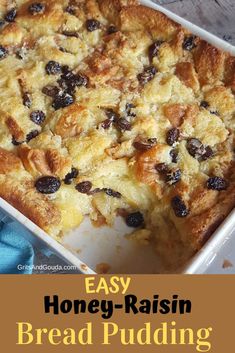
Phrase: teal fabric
[{"left": 0, "top": 212, "right": 34, "bottom": 274}]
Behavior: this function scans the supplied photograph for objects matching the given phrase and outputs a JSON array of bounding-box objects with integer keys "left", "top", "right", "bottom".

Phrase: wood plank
[{"left": 152, "top": 0, "right": 235, "bottom": 45}]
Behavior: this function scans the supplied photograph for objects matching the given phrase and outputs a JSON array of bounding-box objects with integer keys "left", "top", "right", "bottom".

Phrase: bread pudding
[{"left": 0, "top": 0, "right": 234, "bottom": 269}]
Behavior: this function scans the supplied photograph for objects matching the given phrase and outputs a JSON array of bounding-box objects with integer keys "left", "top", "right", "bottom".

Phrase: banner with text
[{"left": 0, "top": 275, "right": 234, "bottom": 352}]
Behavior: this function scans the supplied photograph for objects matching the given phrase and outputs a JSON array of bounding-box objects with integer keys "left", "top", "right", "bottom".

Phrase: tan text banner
[{"left": 0, "top": 275, "right": 234, "bottom": 352}]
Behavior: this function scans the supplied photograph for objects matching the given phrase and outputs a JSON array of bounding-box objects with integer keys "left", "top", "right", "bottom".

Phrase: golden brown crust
[
  {"left": 53, "top": 104, "right": 84, "bottom": 138},
  {"left": 120, "top": 5, "right": 179, "bottom": 39},
  {"left": 204, "top": 85, "right": 235, "bottom": 116},
  {"left": 224, "top": 56, "right": 235, "bottom": 92},
  {"left": 189, "top": 187, "right": 218, "bottom": 217},
  {"left": 134, "top": 144, "right": 171, "bottom": 197},
  {"left": 0, "top": 148, "right": 22, "bottom": 174},
  {"left": 18, "top": 145, "right": 52, "bottom": 176},
  {"left": 163, "top": 103, "right": 186, "bottom": 127},
  {"left": 163, "top": 103, "right": 199, "bottom": 128},
  {"left": 175, "top": 62, "right": 199, "bottom": 92},
  {"left": 0, "top": 178, "right": 61, "bottom": 229},
  {"left": 45, "top": 149, "right": 72, "bottom": 178},
  {"left": 186, "top": 182, "right": 235, "bottom": 250},
  {"left": 182, "top": 104, "right": 199, "bottom": 126},
  {"left": 0, "top": 22, "right": 26, "bottom": 47},
  {"left": 193, "top": 40, "right": 226, "bottom": 86},
  {"left": 171, "top": 164, "right": 235, "bottom": 251},
  {"left": 5, "top": 116, "right": 25, "bottom": 141},
  {"left": 17, "top": 0, "right": 64, "bottom": 34},
  {"left": 169, "top": 29, "right": 184, "bottom": 57},
  {"left": 85, "top": 50, "right": 119, "bottom": 86},
  {"left": 98, "top": 0, "right": 138, "bottom": 24},
  {"left": 18, "top": 145, "right": 72, "bottom": 178}
]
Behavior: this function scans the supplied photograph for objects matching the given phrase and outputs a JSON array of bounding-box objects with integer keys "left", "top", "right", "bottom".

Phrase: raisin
[
  {"left": 186, "top": 138, "right": 213, "bottom": 161},
  {"left": 171, "top": 196, "right": 189, "bottom": 218},
  {"left": 28, "top": 3, "right": 45, "bottom": 15},
  {"left": 200, "top": 101, "right": 209, "bottom": 109},
  {"left": 35, "top": 176, "right": 61, "bottom": 194},
  {"left": 64, "top": 178, "right": 73, "bottom": 186},
  {"left": 145, "top": 137, "right": 157, "bottom": 145},
  {"left": 4, "top": 8, "right": 17, "bottom": 22},
  {"left": 62, "top": 31, "right": 79, "bottom": 38},
  {"left": 116, "top": 118, "right": 132, "bottom": 132},
  {"left": 125, "top": 103, "right": 136, "bottom": 117},
  {"left": 74, "top": 73, "right": 89, "bottom": 88},
  {"left": 59, "top": 47, "right": 69, "bottom": 53},
  {"left": 30, "top": 110, "right": 46, "bottom": 125},
  {"left": 64, "top": 168, "right": 79, "bottom": 185},
  {"left": 76, "top": 181, "right": 92, "bottom": 194},
  {"left": 105, "top": 109, "right": 119, "bottom": 121},
  {"left": 26, "top": 130, "right": 39, "bottom": 142},
  {"left": 133, "top": 138, "right": 157, "bottom": 151},
  {"left": 68, "top": 167, "right": 79, "bottom": 179},
  {"left": 210, "top": 110, "right": 220, "bottom": 116},
  {"left": 52, "top": 92, "right": 74, "bottom": 110},
  {"left": 137, "top": 66, "right": 157, "bottom": 85},
  {"left": 23, "top": 92, "right": 32, "bottom": 108},
  {"left": 59, "top": 67, "right": 89, "bottom": 91},
  {"left": 166, "top": 169, "right": 182, "bottom": 185},
  {"left": 183, "top": 35, "right": 197, "bottom": 51},
  {"left": 12, "top": 136, "right": 24, "bottom": 146},
  {"left": 186, "top": 138, "right": 205, "bottom": 159},
  {"left": 71, "top": 73, "right": 89, "bottom": 88},
  {"left": 42, "top": 85, "right": 60, "bottom": 97},
  {"left": 166, "top": 128, "right": 180, "bottom": 146},
  {"left": 65, "top": 5, "right": 76, "bottom": 15},
  {"left": 155, "top": 163, "right": 169, "bottom": 174},
  {"left": 126, "top": 212, "right": 144, "bottom": 228},
  {"left": 201, "top": 146, "right": 214, "bottom": 161},
  {"left": 0, "top": 45, "right": 8, "bottom": 60},
  {"left": 103, "top": 188, "right": 122, "bottom": 198},
  {"left": 170, "top": 149, "right": 179, "bottom": 163},
  {"left": 45, "top": 61, "right": 62, "bottom": 75},
  {"left": 148, "top": 40, "right": 163, "bottom": 61},
  {"left": 0, "top": 20, "right": 5, "bottom": 28},
  {"left": 155, "top": 163, "right": 181, "bottom": 184},
  {"left": 58, "top": 71, "right": 88, "bottom": 94},
  {"left": 100, "top": 119, "right": 113, "bottom": 129},
  {"left": 89, "top": 188, "right": 102, "bottom": 195},
  {"left": 61, "top": 64, "right": 70, "bottom": 73},
  {"left": 86, "top": 19, "right": 101, "bottom": 32},
  {"left": 207, "top": 177, "right": 228, "bottom": 191},
  {"left": 58, "top": 78, "right": 71, "bottom": 91},
  {"left": 107, "top": 25, "right": 118, "bottom": 35}
]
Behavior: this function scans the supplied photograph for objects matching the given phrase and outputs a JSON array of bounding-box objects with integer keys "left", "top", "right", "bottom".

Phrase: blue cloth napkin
[{"left": 0, "top": 211, "right": 34, "bottom": 274}]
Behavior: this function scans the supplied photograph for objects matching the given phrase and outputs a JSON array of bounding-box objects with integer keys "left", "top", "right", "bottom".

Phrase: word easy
[{"left": 85, "top": 276, "right": 131, "bottom": 295}]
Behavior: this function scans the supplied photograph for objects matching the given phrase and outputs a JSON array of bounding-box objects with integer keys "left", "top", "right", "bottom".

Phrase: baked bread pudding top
[{"left": 0, "top": 0, "right": 234, "bottom": 270}]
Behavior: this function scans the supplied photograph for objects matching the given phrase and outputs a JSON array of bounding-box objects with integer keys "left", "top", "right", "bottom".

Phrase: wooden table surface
[{"left": 33, "top": 0, "right": 235, "bottom": 274}]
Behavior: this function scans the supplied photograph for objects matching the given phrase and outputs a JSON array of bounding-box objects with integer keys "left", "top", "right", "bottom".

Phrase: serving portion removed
[{"left": 0, "top": 0, "right": 234, "bottom": 271}]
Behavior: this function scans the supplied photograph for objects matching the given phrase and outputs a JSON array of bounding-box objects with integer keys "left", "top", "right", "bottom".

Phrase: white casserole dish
[{"left": 0, "top": 0, "right": 234, "bottom": 274}]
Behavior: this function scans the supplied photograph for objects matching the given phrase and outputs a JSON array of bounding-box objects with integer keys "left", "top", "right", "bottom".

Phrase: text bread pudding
[{"left": 0, "top": 0, "right": 234, "bottom": 270}]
